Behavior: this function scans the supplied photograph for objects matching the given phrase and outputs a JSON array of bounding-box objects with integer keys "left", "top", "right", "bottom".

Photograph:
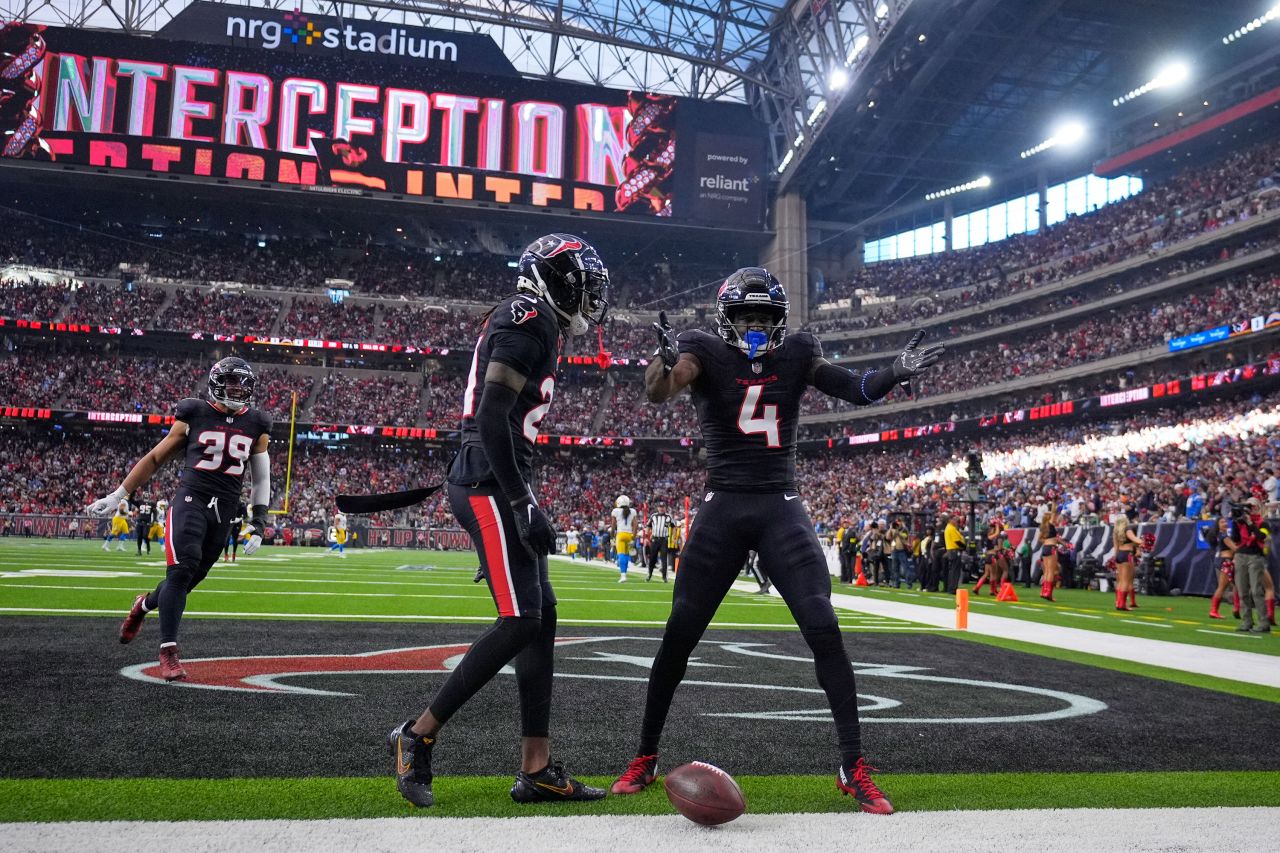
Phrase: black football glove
[
  {"left": 510, "top": 495, "right": 556, "bottom": 558},
  {"left": 652, "top": 310, "right": 679, "bottom": 372},
  {"left": 243, "top": 504, "right": 269, "bottom": 555},
  {"left": 891, "top": 330, "right": 944, "bottom": 385}
]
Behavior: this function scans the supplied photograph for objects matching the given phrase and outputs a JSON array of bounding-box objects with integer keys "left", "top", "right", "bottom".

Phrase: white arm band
[{"left": 249, "top": 450, "right": 271, "bottom": 508}]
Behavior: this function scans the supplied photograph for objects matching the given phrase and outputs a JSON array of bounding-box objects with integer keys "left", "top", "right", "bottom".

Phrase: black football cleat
[
  {"left": 837, "top": 757, "right": 895, "bottom": 815},
  {"left": 387, "top": 721, "right": 435, "bottom": 807},
  {"left": 119, "top": 593, "right": 147, "bottom": 644},
  {"left": 511, "top": 759, "right": 606, "bottom": 803},
  {"left": 610, "top": 753, "right": 658, "bottom": 794}
]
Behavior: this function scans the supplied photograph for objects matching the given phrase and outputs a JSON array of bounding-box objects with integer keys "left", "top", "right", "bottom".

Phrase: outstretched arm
[
  {"left": 85, "top": 421, "right": 189, "bottom": 514},
  {"left": 807, "top": 330, "right": 944, "bottom": 406},
  {"left": 645, "top": 310, "right": 702, "bottom": 403}
]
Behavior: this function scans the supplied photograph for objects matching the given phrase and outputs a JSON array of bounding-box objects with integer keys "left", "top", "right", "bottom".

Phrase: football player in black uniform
[
  {"left": 132, "top": 495, "right": 155, "bottom": 556},
  {"left": 388, "top": 234, "right": 610, "bottom": 809},
  {"left": 610, "top": 267, "right": 943, "bottom": 814},
  {"left": 86, "top": 357, "right": 272, "bottom": 681}
]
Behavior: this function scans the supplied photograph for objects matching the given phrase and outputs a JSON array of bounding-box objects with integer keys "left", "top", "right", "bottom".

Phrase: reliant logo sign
[
  {"left": 225, "top": 10, "right": 458, "bottom": 61},
  {"left": 157, "top": 2, "right": 518, "bottom": 76}
]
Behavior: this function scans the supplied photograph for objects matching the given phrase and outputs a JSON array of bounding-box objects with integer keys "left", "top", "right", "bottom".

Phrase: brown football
[{"left": 663, "top": 761, "right": 747, "bottom": 825}]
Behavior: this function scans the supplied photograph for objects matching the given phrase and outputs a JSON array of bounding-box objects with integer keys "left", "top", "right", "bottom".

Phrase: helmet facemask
[
  {"left": 208, "top": 358, "right": 256, "bottom": 411},
  {"left": 718, "top": 301, "right": 787, "bottom": 358}
]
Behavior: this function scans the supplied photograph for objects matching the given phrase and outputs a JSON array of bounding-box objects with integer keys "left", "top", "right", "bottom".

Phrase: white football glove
[
  {"left": 242, "top": 507, "right": 268, "bottom": 555},
  {"left": 243, "top": 532, "right": 263, "bottom": 556},
  {"left": 85, "top": 487, "right": 128, "bottom": 517}
]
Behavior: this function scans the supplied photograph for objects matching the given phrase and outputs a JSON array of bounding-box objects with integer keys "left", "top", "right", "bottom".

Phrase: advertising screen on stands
[{"left": 0, "top": 10, "right": 767, "bottom": 228}]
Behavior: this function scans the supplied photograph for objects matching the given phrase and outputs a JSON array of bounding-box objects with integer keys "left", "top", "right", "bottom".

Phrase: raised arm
[
  {"left": 807, "top": 330, "right": 944, "bottom": 405},
  {"left": 645, "top": 310, "right": 702, "bottom": 403}
]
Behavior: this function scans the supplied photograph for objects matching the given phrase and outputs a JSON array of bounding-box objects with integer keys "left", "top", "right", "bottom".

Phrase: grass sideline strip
[{"left": 3, "top": 771, "right": 1278, "bottom": 822}]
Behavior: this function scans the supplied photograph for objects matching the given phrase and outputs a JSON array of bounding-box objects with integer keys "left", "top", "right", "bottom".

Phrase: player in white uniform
[
  {"left": 328, "top": 512, "right": 349, "bottom": 557},
  {"left": 566, "top": 527, "right": 580, "bottom": 560},
  {"left": 611, "top": 496, "right": 637, "bottom": 583}
]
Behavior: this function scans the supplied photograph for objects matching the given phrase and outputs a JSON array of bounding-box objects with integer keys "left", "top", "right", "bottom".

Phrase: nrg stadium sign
[{"left": 157, "top": 2, "right": 518, "bottom": 77}]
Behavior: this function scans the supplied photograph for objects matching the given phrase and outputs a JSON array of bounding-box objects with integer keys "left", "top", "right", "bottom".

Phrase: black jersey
[
  {"left": 133, "top": 501, "right": 155, "bottom": 527},
  {"left": 679, "top": 329, "right": 820, "bottom": 492},
  {"left": 174, "top": 398, "right": 273, "bottom": 501},
  {"left": 449, "top": 293, "right": 562, "bottom": 486}
]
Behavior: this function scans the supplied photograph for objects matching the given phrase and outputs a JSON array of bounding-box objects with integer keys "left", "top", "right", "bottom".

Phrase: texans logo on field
[{"left": 511, "top": 298, "right": 539, "bottom": 325}]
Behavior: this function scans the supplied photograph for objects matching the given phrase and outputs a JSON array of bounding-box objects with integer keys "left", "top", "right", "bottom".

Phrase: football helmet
[
  {"left": 616, "top": 495, "right": 631, "bottom": 508},
  {"left": 208, "top": 356, "right": 255, "bottom": 411},
  {"left": 715, "top": 267, "right": 788, "bottom": 358},
  {"left": 516, "top": 233, "right": 610, "bottom": 336}
]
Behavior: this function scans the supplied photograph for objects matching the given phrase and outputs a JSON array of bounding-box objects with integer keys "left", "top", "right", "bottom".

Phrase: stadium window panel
[
  {"left": 1129, "top": 175, "right": 1144, "bottom": 195},
  {"left": 931, "top": 221, "right": 946, "bottom": 253},
  {"left": 1065, "top": 176, "right": 1088, "bottom": 217},
  {"left": 1023, "top": 192, "right": 1041, "bottom": 233},
  {"left": 968, "top": 208, "right": 988, "bottom": 247},
  {"left": 863, "top": 241, "right": 877, "bottom": 264},
  {"left": 1086, "top": 175, "right": 1110, "bottom": 211},
  {"left": 987, "top": 202, "right": 1007, "bottom": 242},
  {"left": 1045, "top": 182, "right": 1066, "bottom": 226},
  {"left": 912, "top": 225, "right": 934, "bottom": 257},
  {"left": 895, "top": 230, "right": 914, "bottom": 258},
  {"left": 952, "top": 212, "right": 970, "bottom": 250},
  {"left": 1006, "top": 196, "right": 1026, "bottom": 236}
]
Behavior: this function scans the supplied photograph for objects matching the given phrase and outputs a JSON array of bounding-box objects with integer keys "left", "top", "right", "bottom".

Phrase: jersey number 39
[
  {"left": 737, "top": 385, "right": 781, "bottom": 448},
  {"left": 193, "top": 431, "right": 254, "bottom": 475}
]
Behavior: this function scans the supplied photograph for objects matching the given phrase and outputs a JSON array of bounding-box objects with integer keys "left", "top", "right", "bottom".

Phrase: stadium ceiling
[{"left": 785, "top": 0, "right": 1273, "bottom": 223}]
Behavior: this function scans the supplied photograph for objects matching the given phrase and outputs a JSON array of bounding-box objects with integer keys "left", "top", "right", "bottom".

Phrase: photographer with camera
[{"left": 1226, "top": 498, "right": 1272, "bottom": 633}]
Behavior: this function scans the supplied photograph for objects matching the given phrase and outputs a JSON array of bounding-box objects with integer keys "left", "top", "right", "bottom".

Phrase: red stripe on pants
[
  {"left": 469, "top": 495, "right": 517, "bottom": 617},
  {"left": 164, "top": 507, "right": 176, "bottom": 566}
]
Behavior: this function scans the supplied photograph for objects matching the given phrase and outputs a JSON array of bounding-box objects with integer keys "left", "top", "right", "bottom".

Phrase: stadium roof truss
[{"left": 5, "top": 0, "right": 911, "bottom": 175}]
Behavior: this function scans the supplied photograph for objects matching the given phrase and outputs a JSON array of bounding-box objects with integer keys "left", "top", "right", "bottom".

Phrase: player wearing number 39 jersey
[
  {"left": 84, "top": 356, "right": 272, "bottom": 682},
  {"left": 610, "top": 267, "right": 945, "bottom": 814}
]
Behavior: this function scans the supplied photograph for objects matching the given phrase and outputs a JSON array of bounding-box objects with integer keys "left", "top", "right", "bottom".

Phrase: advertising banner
[{"left": 0, "top": 20, "right": 768, "bottom": 228}]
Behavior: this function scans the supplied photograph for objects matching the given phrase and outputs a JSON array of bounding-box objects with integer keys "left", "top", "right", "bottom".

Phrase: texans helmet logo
[
  {"left": 540, "top": 235, "right": 584, "bottom": 257},
  {"left": 511, "top": 298, "right": 539, "bottom": 325}
]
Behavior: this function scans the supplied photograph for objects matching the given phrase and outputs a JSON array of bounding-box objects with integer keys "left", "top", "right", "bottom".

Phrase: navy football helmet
[
  {"left": 516, "top": 233, "right": 610, "bottom": 336},
  {"left": 715, "top": 267, "right": 788, "bottom": 358},
  {"left": 208, "top": 356, "right": 255, "bottom": 410}
]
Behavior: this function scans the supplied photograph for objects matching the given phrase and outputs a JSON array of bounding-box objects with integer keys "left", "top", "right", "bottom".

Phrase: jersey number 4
[
  {"left": 193, "top": 431, "right": 254, "bottom": 475},
  {"left": 737, "top": 385, "right": 780, "bottom": 448}
]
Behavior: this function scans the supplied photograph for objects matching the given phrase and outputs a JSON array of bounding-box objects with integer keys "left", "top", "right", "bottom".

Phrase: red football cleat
[
  {"left": 611, "top": 754, "right": 658, "bottom": 795},
  {"left": 837, "top": 757, "right": 895, "bottom": 815},
  {"left": 158, "top": 644, "right": 188, "bottom": 681},
  {"left": 119, "top": 593, "right": 147, "bottom": 645}
]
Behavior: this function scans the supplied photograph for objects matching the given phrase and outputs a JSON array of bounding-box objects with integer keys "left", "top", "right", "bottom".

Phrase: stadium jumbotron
[{"left": 0, "top": 0, "right": 1278, "bottom": 848}]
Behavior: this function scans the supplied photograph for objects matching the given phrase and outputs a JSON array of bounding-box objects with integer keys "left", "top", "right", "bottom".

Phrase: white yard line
[
  {"left": 824, "top": 588, "right": 1280, "bottom": 689},
  {"left": 4, "top": 808, "right": 1278, "bottom": 852}
]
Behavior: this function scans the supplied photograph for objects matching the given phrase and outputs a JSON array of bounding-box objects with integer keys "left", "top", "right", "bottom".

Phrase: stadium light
[
  {"left": 925, "top": 175, "right": 991, "bottom": 201},
  {"left": 1019, "top": 120, "right": 1087, "bottom": 159},
  {"left": 1222, "top": 4, "right": 1280, "bottom": 43},
  {"left": 828, "top": 68, "right": 849, "bottom": 90},
  {"left": 1112, "top": 60, "right": 1191, "bottom": 107},
  {"left": 807, "top": 99, "right": 828, "bottom": 126},
  {"left": 776, "top": 149, "right": 795, "bottom": 174},
  {"left": 848, "top": 34, "right": 870, "bottom": 62}
]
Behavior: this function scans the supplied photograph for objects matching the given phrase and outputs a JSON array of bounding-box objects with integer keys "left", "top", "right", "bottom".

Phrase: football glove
[
  {"left": 891, "top": 330, "right": 945, "bottom": 381},
  {"left": 242, "top": 504, "right": 268, "bottom": 555},
  {"left": 510, "top": 494, "right": 556, "bottom": 558},
  {"left": 85, "top": 486, "right": 128, "bottom": 517},
  {"left": 652, "top": 310, "right": 678, "bottom": 372}
]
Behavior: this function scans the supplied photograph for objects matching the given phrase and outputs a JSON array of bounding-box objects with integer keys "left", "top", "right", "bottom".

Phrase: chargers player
[
  {"left": 609, "top": 268, "right": 943, "bottom": 814},
  {"left": 86, "top": 357, "right": 272, "bottom": 681},
  {"left": 387, "top": 234, "right": 609, "bottom": 809},
  {"left": 151, "top": 499, "right": 168, "bottom": 546},
  {"left": 328, "top": 511, "right": 349, "bottom": 557},
  {"left": 103, "top": 500, "right": 130, "bottom": 551},
  {"left": 611, "top": 495, "right": 636, "bottom": 582},
  {"left": 565, "top": 526, "right": 580, "bottom": 560}
]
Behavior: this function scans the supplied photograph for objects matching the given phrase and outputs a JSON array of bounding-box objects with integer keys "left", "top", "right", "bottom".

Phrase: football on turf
[{"left": 663, "top": 761, "right": 747, "bottom": 825}]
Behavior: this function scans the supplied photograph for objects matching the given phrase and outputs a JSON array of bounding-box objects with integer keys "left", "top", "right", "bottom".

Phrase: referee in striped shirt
[{"left": 647, "top": 506, "right": 673, "bottom": 583}]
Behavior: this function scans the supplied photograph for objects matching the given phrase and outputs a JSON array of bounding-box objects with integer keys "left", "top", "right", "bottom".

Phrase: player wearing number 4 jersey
[
  {"left": 85, "top": 357, "right": 272, "bottom": 682},
  {"left": 610, "top": 267, "right": 944, "bottom": 814}
]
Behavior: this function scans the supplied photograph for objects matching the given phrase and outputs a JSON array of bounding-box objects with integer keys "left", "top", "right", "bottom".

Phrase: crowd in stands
[
  {"left": 282, "top": 300, "right": 378, "bottom": 342},
  {"left": 421, "top": 373, "right": 466, "bottom": 430},
  {"left": 255, "top": 368, "right": 316, "bottom": 423},
  {"left": 62, "top": 282, "right": 166, "bottom": 330},
  {"left": 381, "top": 303, "right": 480, "bottom": 350},
  {"left": 58, "top": 356, "right": 197, "bottom": 412},
  {"left": 7, "top": 387, "right": 1276, "bottom": 544},
  {"left": 0, "top": 280, "right": 68, "bottom": 322},
  {"left": 0, "top": 352, "right": 71, "bottom": 407},
  {"left": 818, "top": 137, "right": 1280, "bottom": 308},
  {"left": 309, "top": 371, "right": 423, "bottom": 426},
  {"left": 158, "top": 288, "right": 281, "bottom": 337}
]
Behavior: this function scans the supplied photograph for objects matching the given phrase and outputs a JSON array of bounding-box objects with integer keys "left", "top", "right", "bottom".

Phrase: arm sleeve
[
  {"left": 811, "top": 362, "right": 899, "bottom": 405},
  {"left": 475, "top": 380, "right": 530, "bottom": 503},
  {"left": 249, "top": 450, "right": 270, "bottom": 510}
]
